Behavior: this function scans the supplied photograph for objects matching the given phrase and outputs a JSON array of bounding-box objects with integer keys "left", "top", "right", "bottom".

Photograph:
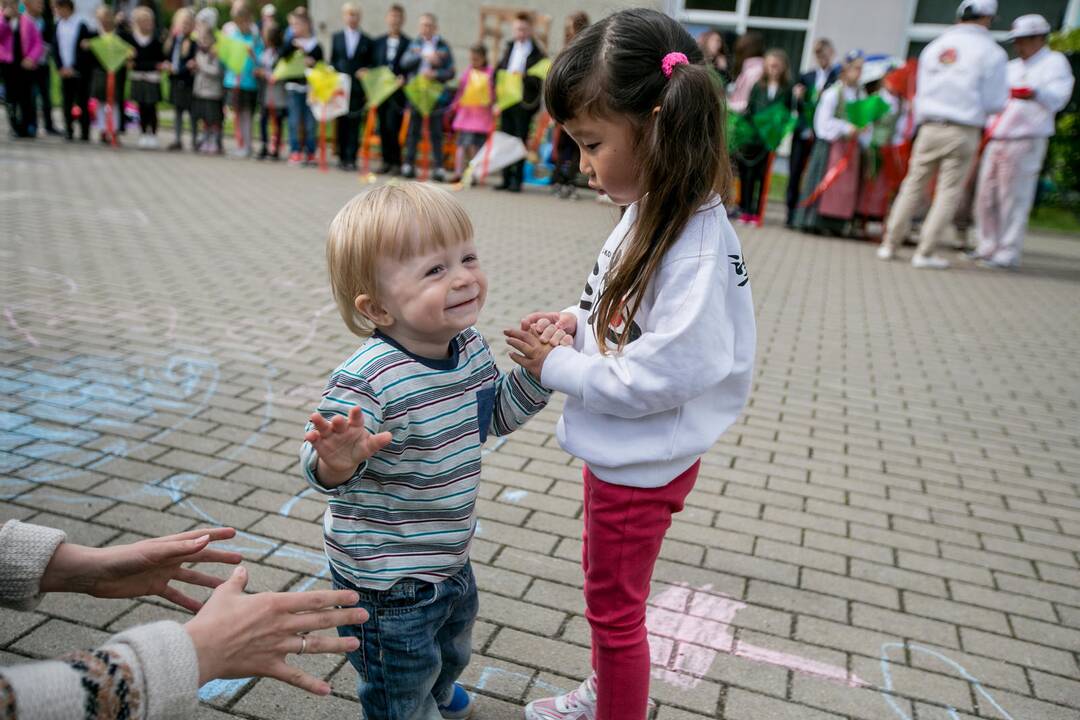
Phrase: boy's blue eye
[
  {"left": 426, "top": 265, "right": 444, "bottom": 276},
  {"left": 463, "top": 254, "right": 478, "bottom": 264}
]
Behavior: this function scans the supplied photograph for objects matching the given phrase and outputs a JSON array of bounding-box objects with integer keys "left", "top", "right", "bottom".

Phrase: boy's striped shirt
[{"left": 300, "top": 328, "right": 550, "bottom": 590}]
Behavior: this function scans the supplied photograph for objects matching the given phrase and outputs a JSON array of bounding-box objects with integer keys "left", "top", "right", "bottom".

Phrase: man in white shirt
[
  {"left": 972, "top": 14, "right": 1075, "bottom": 269},
  {"left": 495, "top": 12, "right": 546, "bottom": 192},
  {"left": 878, "top": 0, "right": 1008, "bottom": 269}
]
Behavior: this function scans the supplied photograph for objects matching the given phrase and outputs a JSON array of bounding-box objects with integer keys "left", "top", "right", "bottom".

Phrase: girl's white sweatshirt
[{"left": 540, "top": 196, "right": 756, "bottom": 488}]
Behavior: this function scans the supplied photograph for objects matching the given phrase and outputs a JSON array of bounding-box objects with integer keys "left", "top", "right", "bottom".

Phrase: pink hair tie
[{"left": 661, "top": 51, "right": 689, "bottom": 78}]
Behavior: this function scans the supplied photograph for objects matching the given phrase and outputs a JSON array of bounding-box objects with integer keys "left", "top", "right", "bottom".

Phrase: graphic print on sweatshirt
[{"left": 579, "top": 248, "right": 644, "bottom": 348}]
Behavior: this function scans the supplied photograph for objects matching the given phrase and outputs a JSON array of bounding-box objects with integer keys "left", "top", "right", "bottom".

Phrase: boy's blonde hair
[
  {"left": 327, "top": 183, "right": 474, "bottom": 338},
  {"left": 131, "top": 6, "right": 153, "bottom": 26}
]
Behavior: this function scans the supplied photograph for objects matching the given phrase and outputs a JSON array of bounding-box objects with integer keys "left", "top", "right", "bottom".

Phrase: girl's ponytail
[{"left": 546, "top": 9, "right": 730, "bottom": 354}]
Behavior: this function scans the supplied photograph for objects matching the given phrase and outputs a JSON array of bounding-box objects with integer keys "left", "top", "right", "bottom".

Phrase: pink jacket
[{"left": 0, "top": 14, "right": 44, "bottom": 65}]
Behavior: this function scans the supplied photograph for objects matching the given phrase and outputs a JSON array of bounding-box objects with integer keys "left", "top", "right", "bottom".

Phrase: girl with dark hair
[
  {"left": 506, "top": 9, "right": 756, "bottom": 720},
  {"left": 734, "top": 48, "right": 793, "bottom": 224}
]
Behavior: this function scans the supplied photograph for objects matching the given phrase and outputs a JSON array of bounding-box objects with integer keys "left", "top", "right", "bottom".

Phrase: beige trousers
[{"left": 883, "top": 123, "right": 982, "bottom": 257}]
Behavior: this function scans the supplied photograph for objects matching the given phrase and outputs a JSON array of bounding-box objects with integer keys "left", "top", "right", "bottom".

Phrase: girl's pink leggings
[{"left": 582, "top": 459, "right": 699, "bottom": 720}]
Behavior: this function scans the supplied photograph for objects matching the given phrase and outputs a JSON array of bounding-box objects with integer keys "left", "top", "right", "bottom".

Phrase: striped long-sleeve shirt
[{"left": 300, "top": 327, "right": 550, "bottom": 590}]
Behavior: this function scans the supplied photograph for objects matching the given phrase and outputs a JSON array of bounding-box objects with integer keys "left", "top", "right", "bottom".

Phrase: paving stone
[
  {"left": 94, "top": 503, "right": 195, "bottom": 536},
  {"left": 487, "top": 627, "right": 592, "bottom": 680},
  {"left": 792, "top": 673, "right": 913, "bottom": 720},
  {"left": 478, "top": 591, "right": 566, "bottom": 637},
  {"left": 724, "top": 687, "right": 844, "bottom": 720},
  {"left": 960, "top": 628, "right": 1078, "bottom": 676},
  {"left": 851, "top": 653, "right": 973, "bottom": 712},
  {"left": 229, "top": 677, "right": 358, "bottom": 720},
  {"left": 11, "top": 618, "right": 111, "bottom": 658}
]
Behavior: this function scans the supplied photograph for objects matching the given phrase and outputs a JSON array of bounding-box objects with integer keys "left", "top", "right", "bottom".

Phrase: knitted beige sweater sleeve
[{"left": 0, "top": 521, "right": 199, "bottom": 720}]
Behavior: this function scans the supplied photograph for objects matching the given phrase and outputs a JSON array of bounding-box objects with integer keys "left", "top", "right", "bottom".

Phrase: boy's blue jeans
[
  {"left": 286, "top": 88, "right": 316, "bottom": 155},
  {"left": 334, "top": 561, "right": 477, "bottom": 720}
]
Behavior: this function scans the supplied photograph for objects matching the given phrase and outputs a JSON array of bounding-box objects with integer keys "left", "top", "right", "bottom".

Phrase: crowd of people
[{"left": 0, "top": 0, "right": 1074, "bottom": 254}]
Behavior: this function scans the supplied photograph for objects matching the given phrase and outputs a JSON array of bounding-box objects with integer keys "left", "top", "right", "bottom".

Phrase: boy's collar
[{"left": 373, "top": 330, "right": 461, "bottom": 371}]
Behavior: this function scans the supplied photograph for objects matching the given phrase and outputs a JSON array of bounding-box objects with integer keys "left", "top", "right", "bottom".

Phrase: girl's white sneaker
[{"left": 524, "top": 675, "right": 597, "bottom": 720}]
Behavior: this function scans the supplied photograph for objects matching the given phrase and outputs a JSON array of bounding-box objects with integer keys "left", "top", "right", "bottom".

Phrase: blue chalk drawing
[{"left": 878, "top": 642, "right": 1016, "bottom": 720}]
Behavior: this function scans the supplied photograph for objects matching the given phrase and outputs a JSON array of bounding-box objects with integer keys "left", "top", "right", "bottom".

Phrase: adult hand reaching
[
  {"left": 40, "top": 527, "right": 244, "bottom": 612},
  {"left": 184, "top": 565, "right": 367, "bottom": 695}
]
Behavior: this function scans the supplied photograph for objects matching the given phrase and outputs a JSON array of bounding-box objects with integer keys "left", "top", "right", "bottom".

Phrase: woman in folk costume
[
  {"left": 855, "top": 59, "right": 906, "bottom": 231},
  {"left": 794, "top": 50, "right": 867, "bottom": 235}
]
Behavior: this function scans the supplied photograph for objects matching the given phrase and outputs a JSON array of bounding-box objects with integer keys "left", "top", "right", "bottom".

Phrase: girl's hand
[
  {"left": 304, "top": 406, "right": 392, "bottom": 488},
  {"left": 160, "top": 61, "right": 172, "bottom": 73},
  {"left": 521, "top": 311, "right": 577, "bottom": 347},
  {"left": 793, "top": 83, "right": 805, "bottom": 101},
  {"left": 184, "top": 565, "right": 368, "bottom": 694},
  {"left": 505, "top": 328, "right": 559, "bottom": 383},
  {"left": 304, "top": 56, "right": 316, "bottom": 67}
]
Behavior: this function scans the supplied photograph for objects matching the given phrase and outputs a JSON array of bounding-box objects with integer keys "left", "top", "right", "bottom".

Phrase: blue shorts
[{"left": 334, "top": 561, "right": 478, "bottom": 719}]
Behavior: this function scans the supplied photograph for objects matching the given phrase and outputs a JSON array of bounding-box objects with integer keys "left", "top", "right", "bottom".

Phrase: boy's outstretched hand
[{"left": 305, "top": 406, "right": 392, "bottom": 488}]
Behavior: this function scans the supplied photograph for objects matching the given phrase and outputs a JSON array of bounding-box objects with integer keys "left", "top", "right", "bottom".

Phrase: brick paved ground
[{"left": 1, "top": 133, "right": 1079, "bottom": 720}]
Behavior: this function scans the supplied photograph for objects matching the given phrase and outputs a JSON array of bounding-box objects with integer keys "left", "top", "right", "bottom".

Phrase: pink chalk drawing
[{"left": 646, "top": 584, "right": 866, "bottom": 690}]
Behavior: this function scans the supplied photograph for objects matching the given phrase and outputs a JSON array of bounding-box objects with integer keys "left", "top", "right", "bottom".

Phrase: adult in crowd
[
  {"left": 697, "top": 28, "right": 730, "bottom": 85},
  {"left": 793, "top": 49, "right": 867, "bottom": 234},
  {"left": 399, "top": 11, "right": 454, "bottom": 180},
  {"left": 787, "top": 38, "right": 838, "bottom": 227},
  {"left": 549, "top": 10, "right": 589, "bottom": 199},
  {"left": 728, "top": 30, "right": 764, "bottom": 113},
  {"left": 372, "top": 3, "right": 409, "bottom": 175},
  {"left": 972, "top": 14, "right": 1075, "bottom": 269},
  {"left": 0, "top": 520, "right": 368, "bottom": 720},
  {"left": 495, "top": 11, "right": 546, "bottom": 193},
  {"left": 330, "top": 2, "right": 374, "bottom": 171},
  {"left": 877, "top": 0, "right": 1007, "bottom": 269}
]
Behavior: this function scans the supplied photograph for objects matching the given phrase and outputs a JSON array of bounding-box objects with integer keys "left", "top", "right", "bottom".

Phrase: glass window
[
  {"left": 750, "top": 27, "right": 806, "bottom": 74},
  {"left": 913, "top": 0, "right": 1068, "bottom": 30},
  {"left": 749, "top": 0, "right": 812, "bottom": 19},
  {"left": 686, "top": 0, "right": 739, "bottom": 11}
]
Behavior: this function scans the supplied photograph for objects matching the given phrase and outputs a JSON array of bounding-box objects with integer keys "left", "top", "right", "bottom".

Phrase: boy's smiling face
[{"left": 359, "top": 239, "right": 487, "bottom": 358}]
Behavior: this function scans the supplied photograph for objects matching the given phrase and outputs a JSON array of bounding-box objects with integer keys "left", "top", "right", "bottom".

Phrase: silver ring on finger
[{"left": 297, "top": 634, "right": 308, "bottom": 656}]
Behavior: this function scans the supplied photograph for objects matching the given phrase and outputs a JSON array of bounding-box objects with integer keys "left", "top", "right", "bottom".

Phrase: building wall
[
  {"left": 808, "top": 0, "right": 910, "bottom": 59},
  {"left": 308, "top": 0, "right": 660, "bottom": 67}
]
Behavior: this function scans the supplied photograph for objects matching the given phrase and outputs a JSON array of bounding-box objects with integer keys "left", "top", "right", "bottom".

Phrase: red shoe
[
  {"left": 287, "top": 152, "right": 302, "bottom": 165},
  {"left": 303, "top": 152, "right": 317, "bottom": 166}
]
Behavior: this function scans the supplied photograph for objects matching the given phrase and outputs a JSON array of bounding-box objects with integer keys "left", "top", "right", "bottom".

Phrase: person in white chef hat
[
  {"left": 877, "top": 0, "right": 1008, "bottom": 269},
  {"left": 972, "top": 14, "right": 1075, "bottom": 269}
]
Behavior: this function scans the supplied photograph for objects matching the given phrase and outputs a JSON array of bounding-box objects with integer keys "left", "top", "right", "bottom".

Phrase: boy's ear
[{"left": 354, "top": 294, "right": 393, "bottom": 328}]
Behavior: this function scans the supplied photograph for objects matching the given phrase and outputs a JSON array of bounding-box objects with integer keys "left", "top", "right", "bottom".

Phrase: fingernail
[
  {"left": 318, "top": 683, "right": 331, "bottom": 696},
  {"left": 192, "top": 534, "right": 210, "bottom": 545}
]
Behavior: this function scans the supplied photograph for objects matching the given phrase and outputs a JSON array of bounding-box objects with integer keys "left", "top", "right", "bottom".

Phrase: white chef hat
[
  {"left": 956, "top": 0, "right": 997, "bottom": 19},
  {"left": 1008, "top": 14, "right": 1052, "bottom": 40}
]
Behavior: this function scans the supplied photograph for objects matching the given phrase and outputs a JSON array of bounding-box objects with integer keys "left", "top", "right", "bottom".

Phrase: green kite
[
  {"left": 495, "top": 70, "right": 523, "bottom": 111},
  {"left": 272, "top": 51, "right": 307, "bottom": 82},
  {"left": 846, "top": 95, "right": 891, "bottom": 129},
  {"left": 362, "top": 66, "right": 401, "bottom": 110},
  {"left": 88, "top": 33, "right": 133, "bottom": 74},
  {"left": 215, "top": 31, "right": 252, "bottom": 76},
  {"left": 403, "top": 75, "right": 444, "bottom": 117}
]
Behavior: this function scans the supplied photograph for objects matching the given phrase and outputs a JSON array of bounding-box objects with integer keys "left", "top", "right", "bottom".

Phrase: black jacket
[
  {"left": 372, "top": 32, "right": 409, "bottom": 75},
  {"left": 794, "top": 66, "right": 840, "bottom": 132},
  {"left": 51, "top": 17, "right": 95, "bottom": 76},
  {"left": 496, "top": 39, "right": 545, "bottom": 111},
  {"left": 163, "top": 30, "right": 196, "bottom": 81},
  {"left": 331, "top": 28, "right": 374, "bottom": 110}
]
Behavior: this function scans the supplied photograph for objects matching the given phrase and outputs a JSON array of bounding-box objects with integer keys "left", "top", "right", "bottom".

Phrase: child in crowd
[
  {"left": 87, "top": 5, "right": 126, "bottom": 144},
  {"left": 284, "top": 6, "right": 322, "bottom": 166},
  {"left": 163, "top": 7, "right": 196, "bottom": 150},
  {"left": 192, "top": 14, "right": 224, "bottom": 154},
  {"left": 549, "top": 11, "right": 589, "bottom": 199},
  {"left": 128, "top": 5, "right": 164, "bottom": 148},
  {"left": 735, "top": 48, "right": 793, "bottom": 224},
  {"left": 399, "top": 12, "right": 454, "bottom": 181},
  {"left": 255, "top": 20, "right": 286, "bottom": 160},
  {"left": 449, "top": 42, "right": 493, "bottom": 183},
  {"left": 51, "top": 0, "right": 94, "bottom": 142},
  {"left": 300, "top": 182, "right": 553, "bottom": 719},
  {"left": 511, "top": 9, "right": 756, "bottom": 720},
  {"left": 1, "top": 0, "right": 43, "bottom": 138},
  {"left": 223, "top": 2, "right": 261, "bottom": 158}
]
